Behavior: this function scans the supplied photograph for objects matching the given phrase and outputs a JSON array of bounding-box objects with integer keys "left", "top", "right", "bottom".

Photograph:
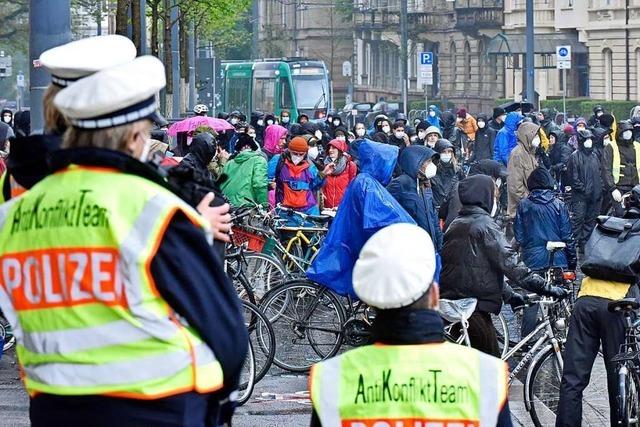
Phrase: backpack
[{"left": 581, "top": 215, "right": 640, "bottom": 284}]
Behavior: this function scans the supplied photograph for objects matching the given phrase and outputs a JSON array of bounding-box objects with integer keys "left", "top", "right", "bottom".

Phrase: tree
[
  {"left": 115, "top": 0, "right": 132, "bottom": 36},
  {"left": 0, "top": 0, "right": 28, "bottom": 103},
  {"left": 71, "top": 0, "right": 106, "bottom": 37}
]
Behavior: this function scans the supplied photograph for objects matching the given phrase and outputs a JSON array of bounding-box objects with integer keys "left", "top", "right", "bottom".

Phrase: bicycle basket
[{"left": 231, "top": 227, "right": 266, "bottom": 252}]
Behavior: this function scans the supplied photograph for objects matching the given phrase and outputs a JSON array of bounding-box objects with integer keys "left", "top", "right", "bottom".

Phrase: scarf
[
  {"left": 325, "top": 153, "right": 347, "bottom": 176},
  {"left": 372, "top": 308, "right": 445, "bottom": 345}
]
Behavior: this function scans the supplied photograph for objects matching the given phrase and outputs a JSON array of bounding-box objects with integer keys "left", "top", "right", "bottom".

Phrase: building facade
[
  {"left": 257, "top": 0, "right": 353, "bottom": 104},
  {"left": 353, "top": 0, "right": 506, "bottom": 112}
]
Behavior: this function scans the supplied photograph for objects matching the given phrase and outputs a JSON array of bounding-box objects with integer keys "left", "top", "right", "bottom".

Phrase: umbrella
[
  {"left": 167, "top": 116, "right": 234, "bottom": 136},
  {"left": 498, "top": 101, "right": 535, "bottom": 114}
]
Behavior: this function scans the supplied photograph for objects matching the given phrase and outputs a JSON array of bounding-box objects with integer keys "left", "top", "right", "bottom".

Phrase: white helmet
[{"left": 194, "top": 104, "right": 209, "bottom": 115}]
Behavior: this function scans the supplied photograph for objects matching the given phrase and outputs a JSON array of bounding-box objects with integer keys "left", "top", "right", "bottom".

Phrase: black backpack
[{"left": 581, "top": 216, "right": 640, "bottom": 284}]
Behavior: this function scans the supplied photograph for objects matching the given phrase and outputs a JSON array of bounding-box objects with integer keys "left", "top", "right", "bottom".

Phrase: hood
[
  {"left": 398, "top": 145, "right": 437, "bottom": 180},
  {"left": 573, "top": 117, "right": 587, "bottom": 129},
  {"left": 434, "top": 138, "right": 453, "bottom": 154},
  {"left": 516, "top": 122, "right": 541, "bottom": 152},
  {"left": 358, "top": 139, "right": 399, "bottom": 185},
  {"left": 263, "top": 124, "right": 288, "bottom": 154},
  {"left": 476, "top": 113, "right": 489, "bottom": 122},
  {"left": 526, "top": 167, "right": 556, "bottom": 191},
  {"left": 187, "top": 133, "right": 217, "bottom": 165},
  {"left": 441, "top": 111, "right": 456, "bottom": 128},
  {"left": 529, "top": 189, "right": 556, "bottom": 204},
  {"left": 469, "top": 159, "right": 507, "bottom": 179},
  {"left": 504, "top": 112, "right": 523, "bottom": 131},
  {"left": 428, "top": 105, "right": 441, "bottom": 116},
  {"left": 459, "top": 174, "right": 494, "bottom": 214},
  {"left": 233, "top": 149, "right": 261, "bottom": 163}
]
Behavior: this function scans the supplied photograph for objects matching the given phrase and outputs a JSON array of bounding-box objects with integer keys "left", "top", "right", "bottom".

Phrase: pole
[
  {"left": 626, "top": 0, "right": 630, "bottom": 100},
  {"left": 400, "top": 0, "right": 408, "bottom": 116},
  {"left": 29, "top": 0, "right": 71, "bottom": 134},
  {"left": 525, "top": 0, "right": 535, "bottom": 106},
  {"left": 171, "top": 3, "right": 180, "bottom": 117},
  {"left": 252, "top": 0, "right": 259, "bottom": 59},
  {"left": 563, "top": 67, "right": 567, "bottom": 120},
  {"left": 188, "top": 23, "right": 196, "bottom": 111},
  {"left": 424, "top": 84, "right": 428, "bottom": 116},
  {"left": 139, "top": 0, "right": 147, "bottom": 55}
]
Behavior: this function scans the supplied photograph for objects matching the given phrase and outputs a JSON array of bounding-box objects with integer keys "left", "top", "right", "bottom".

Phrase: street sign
[
  {"left": 16, "top": 72, "right": 25, "bottom": 88},
  {"left": 556, "top": 45, "right": 571, "bottom": 70},
  {"left": 418, "top": 52, "right": 434, "bottom": 86},
  {"left": 342, "top": 61, "right": 352, "bottom": 77}
]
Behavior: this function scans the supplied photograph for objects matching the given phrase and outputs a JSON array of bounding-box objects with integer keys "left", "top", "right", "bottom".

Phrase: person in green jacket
[{"left": 221, "top": 133, "right": 268, "bottom": 207}]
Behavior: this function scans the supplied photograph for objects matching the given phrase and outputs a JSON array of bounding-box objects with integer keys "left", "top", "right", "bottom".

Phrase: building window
[
  {"left": 450, "top": 41, "right": 458, "bottom": 93},
  {"left": 478, "top": 40, "right": 485, "bottom": 95},
  {"left": 464, "top": 41, "right": 471, "bottom": 92},
  {"left": 636, "top": 48, "right": 640, "bottom": 102},
  {"left": 603, "top": 48, "right": 613, "bottom": 101}
]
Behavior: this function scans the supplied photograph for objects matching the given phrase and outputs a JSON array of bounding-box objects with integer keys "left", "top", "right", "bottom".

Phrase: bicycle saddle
[
  {"left": 607, "top": 298, "right": 640, "bottom": 313},
  {"left": 439, "top": 298, "right": 478, "bottom": 323}
]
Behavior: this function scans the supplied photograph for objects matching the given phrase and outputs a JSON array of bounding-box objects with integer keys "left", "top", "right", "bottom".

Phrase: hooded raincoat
[
  {"left": 493, "top": 112, "right": 522, "bottom": 166},
  {"left": 262, "top": 124, "right": 288, "bottom": 159},
  {"left": 220, "top": 150, "right": 268, "bottom": 207},
  {"left": 306, "top": 140, "right": 416, "bottom": 297},
  {"left": 507, "top": 122, "right": 540, "bottom": 218}
]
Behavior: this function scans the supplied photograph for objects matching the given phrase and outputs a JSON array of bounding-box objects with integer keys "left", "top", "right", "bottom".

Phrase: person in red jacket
[{"left": 322, "top": 138, "right": 357, "bottom": 209}]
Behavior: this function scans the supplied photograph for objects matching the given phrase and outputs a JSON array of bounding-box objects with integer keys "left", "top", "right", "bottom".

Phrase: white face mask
[
  {"left": 308, "top": 146, "right": 319, "bottom": 160},
  {"left": 583, "top": 139, "right": 593, "bottom": 149},
  {"left": 597, "top": 111, "right": 603, "bottom": 117},
  {"left": 291, "top": 154, "right": 305, "bottom": 165},
  {"left": 382, "top": 125, "right": 391, "bottom": 134},
  {"left": 531, "top": 136, "right": 541, "bottom": 148},
  {"left": 315, "top": 130, "right": 323, "bottom": 140},
  {"left": 333, "top": 119, "right": 341, "bottom": 126},
  {"left": 495, "top": 177, "right": 502, "bottom": 188},
  {"left": 440, "top": 153, "right": 452, "bottom": 163},
  {"left": 257, "top": 119, "right": 264, "bottom": 126},
  {"left": 499, "top": 114, "right": 506, "bottom": 122},
  {"left": 623, "top": 130, "right": 633, "bottom": 141},
  {"left": 336, "top": 136, "right": 346, "bottom": 142},
  {"left": 266, "top": 120, "right": 274, "bottom": 125},
  {"left": 248, "top": 132, "right": 256, "bottom": 139},
  {"left": 356, "top": 128, "right": 366, "bottom": 137},
  {"left": 2, "top": 115, "right": 10, "bottom": 123},
  {"left": 418, "top": 131, "right": 427, "bottom": 140},
  {"left": 477, "top": 121, "right": 486, "bottom": 129},
  {"left": 456, "top": 117, "right": 463, "bottom": 123},
  {"left": 491, "top": 200, "right": 498, "bottom": 217},
  {"left": 394, "top": 131, "right": 404, "bottom": 139},
  {"left": 604, "top": 137, "right": 611, "bottom": 146},
  {"left": 282, "top": 117, "right": 290, "bottom": 124},
  {"left": 139, "top": 137, "right": 153, "bottom": 162},
  {"left": 429, "top": 111, "right": 436, "bottom": 117},
  {"left": 410, "top": 135, "right": 417, "bottom": 143},
  {"left": 423, "top": 162, "right": 437, "bottom": 179},
  {"left": 230, "top": 118, "right": 239, "bottom": 125},
  {"left": 576, "top": 125, "right": 586, "bottom": 132}
]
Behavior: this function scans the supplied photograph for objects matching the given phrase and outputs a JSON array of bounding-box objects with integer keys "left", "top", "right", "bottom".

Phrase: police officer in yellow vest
[
  {"left": 0, "top": 56, "right": 247, "bottom": 426},
  {"left": 309, "top": 223, "right": 512, "bottom": 427},
  {"left": 0, "top": 35, "right": 138, "bottom": 203},
  {"left": 603, "top": 120, "right": 640, "bottom": 216}
]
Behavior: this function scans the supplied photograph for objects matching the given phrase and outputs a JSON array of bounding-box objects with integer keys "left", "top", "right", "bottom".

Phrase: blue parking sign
[{"left": 420, "top": 52, "right": 433, "bottom": 65}]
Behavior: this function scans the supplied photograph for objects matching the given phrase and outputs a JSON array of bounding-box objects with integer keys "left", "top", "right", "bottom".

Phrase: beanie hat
[
  {"left": 328, "top": 139, "right": 348, "bottom": 153},
  {"left": 457, "top": 108, "right": 467, "bottom": 119},
  {"left": 288, "top": 136, "right": 309, "bottom": 153},
  {"left": 493, "top": 107, "right": 506, "bottom": 119},
  {"left": 424, "top": 125, "right": 442, "bottom": 137},
  {"left": 416, "top": 121, "right": 430, "bottom": 131},
  {"left": 599, "top": 114, "right": 615, "bottom": 128},
  {"left": 353, "top": 223, "right": 436, "bottom": 309},
  {"left": 563, "top": 124, "right": 574, "bottom": 135}
]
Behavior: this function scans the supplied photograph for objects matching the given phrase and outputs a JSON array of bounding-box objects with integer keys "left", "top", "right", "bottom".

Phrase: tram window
[
  {"left": 280, "top": 78, "right": 293, "bottom": 109},
  {"left": 227, "top": 77, "right": 250, "bottom": 114},
  {"left": 253, "top": 78, "right": 276, "bottom": 113}
]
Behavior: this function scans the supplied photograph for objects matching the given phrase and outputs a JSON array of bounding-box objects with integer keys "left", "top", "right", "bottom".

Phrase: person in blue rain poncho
[
  {"left": 493, "top": 111, "right": 523, "bottom": 166},
  {"left": 306, "top": 140, "right": 441, "bottom": 298}
]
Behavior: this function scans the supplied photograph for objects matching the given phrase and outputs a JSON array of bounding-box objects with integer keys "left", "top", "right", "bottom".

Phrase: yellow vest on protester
[
  {"left": 310, "top": 342, "right": 508, "bottom": 427},
  {"left": 609, "top": 138, "right": 640, "bottom": 185},
  {"left": 0, "top": 165, "right": 223, "bottom": 398}
]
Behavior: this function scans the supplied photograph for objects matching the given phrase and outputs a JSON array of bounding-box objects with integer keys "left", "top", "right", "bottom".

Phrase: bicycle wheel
[
  {"left": 241, "top": 301, "right": 276, "bottom": 383},
  {"left": 229, "top": 267, "right": 257, "bottom": 305},
  {"left": 618, "top": 365, "right": 640, "bottom": 427},
  {"left": 528, "top": 347, "right": 610, "bottom": 427},
  {"left": 491, "top": 312, "right": 509, "bottom": 359},
  {"left": 237, "top": 340, "right": 256, "bottom": 406},
  {"left": 259, "top": 280, "right": 346, "bottom": 372},
  {"left": 243, "top": 252, "right": 287, "bottom": 300}
]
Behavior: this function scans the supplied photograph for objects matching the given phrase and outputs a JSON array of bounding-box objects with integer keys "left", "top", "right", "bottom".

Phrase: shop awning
[{"left": 487, "top": 32, "right": 588, "bottom": 56}]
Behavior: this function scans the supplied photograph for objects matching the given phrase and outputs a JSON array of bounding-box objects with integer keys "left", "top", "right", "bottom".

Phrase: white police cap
[
  {"left": 53, "top": 55, "right": 166, "bottom": 130},
  {"left": 39, "top": 35, "right": 137, "bottom": 88},
  {"left": 353, "top": 223, "right": 436, "bottom": 309}
]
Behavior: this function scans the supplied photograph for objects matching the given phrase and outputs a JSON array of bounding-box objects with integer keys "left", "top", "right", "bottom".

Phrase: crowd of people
[{"left": 1, "top": 32, "right": 640, "bottom": 427}]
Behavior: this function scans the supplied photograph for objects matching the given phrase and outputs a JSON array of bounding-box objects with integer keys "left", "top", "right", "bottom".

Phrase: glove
[
  {"left": 508, "top": 292, "right": 528, "bottom": 311},
  {"left": 542, "top": 284, "right": 571, "bottom": 300},
  {"left": 612, "top": 189, "right": 623, "bottom": 203}
]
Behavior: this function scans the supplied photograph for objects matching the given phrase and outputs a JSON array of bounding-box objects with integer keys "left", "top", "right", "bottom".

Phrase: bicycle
[
  {"left": 609, "top": 297, "right": 640, "bottom": 427},
  {"left": 259, "top": 278, "right": 373, "bottom": 372}
]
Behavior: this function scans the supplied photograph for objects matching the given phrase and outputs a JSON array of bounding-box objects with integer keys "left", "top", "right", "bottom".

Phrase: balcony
[{"left": 455, "top": 4, "right": 504, "bottom": 31}]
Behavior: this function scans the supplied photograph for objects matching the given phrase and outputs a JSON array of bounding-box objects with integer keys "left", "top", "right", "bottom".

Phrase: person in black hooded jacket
[
  {"left": 567, "top": 129, "right": 602, "bottom": 253},
  {"left": 470, "top": 114, "right": 496, "bottom": 161},
  {"left": 431, "top": 138, "right": 464, "bottom": 208},
  {"left": 440, "top": 174, "right": 568, "bottom": 356},
  {"left": 548, "top": 129, "right": 573, "bottom": 189},
  {"left": 387, "top": 145, "right": 443, "bottom": 251}
]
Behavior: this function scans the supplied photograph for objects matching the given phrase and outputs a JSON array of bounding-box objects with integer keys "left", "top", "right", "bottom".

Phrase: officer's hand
[
  {"left": 613, "top": 189, "right": 623, "bottom": 203},
  {"left": 508, "top": 292, "right": 528, "bottom": 311},
  {"left": 542, "top": 284, "right": 571, "bottom": 300},
  {"left": 197, "top": 192, "right": 232, "bottom": 243}
]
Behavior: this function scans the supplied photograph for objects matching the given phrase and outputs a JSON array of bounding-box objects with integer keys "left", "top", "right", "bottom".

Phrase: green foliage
[
  {"left": 0, "top": 0, "right": 28, "bottom": 103},
  {"left": 540, "top": 99, "right": 638, "bottom": 120}
]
